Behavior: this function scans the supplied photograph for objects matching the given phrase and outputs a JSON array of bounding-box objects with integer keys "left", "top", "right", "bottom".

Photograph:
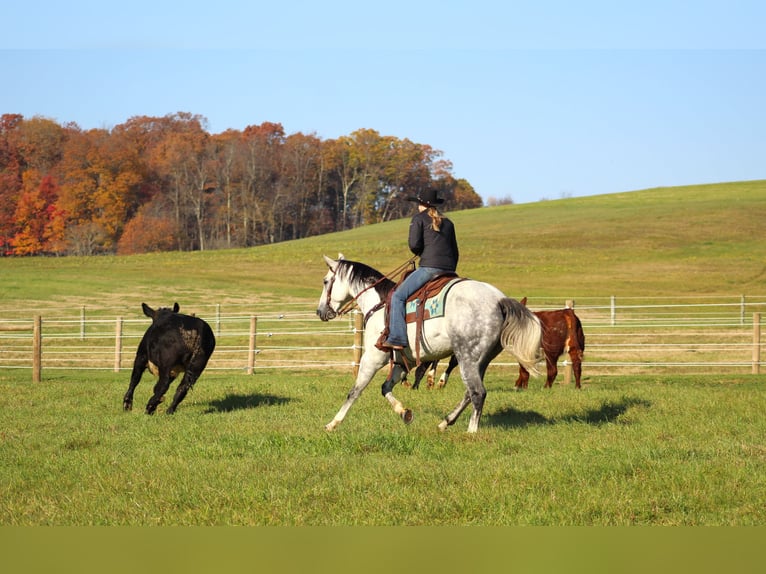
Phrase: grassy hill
[{"left": 1, "top": 179, "right": 764, "bottom": 313}]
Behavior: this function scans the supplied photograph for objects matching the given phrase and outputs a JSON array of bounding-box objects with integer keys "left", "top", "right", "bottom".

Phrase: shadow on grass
[
  {"left": 204, "top": 393, "right": 292, "bottom": 413},
  {"left": 485, "top": 397, "right": 651, "bottom": 429}
]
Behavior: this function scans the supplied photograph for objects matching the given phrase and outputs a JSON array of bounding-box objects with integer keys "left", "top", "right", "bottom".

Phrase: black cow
[{"left": 123, "top": 302, "right": 216, "bottom": 414}]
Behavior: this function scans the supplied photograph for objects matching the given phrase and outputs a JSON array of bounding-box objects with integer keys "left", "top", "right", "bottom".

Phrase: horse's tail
[{"left": 498, "top": 297, "right": 543, "bottom": 376}]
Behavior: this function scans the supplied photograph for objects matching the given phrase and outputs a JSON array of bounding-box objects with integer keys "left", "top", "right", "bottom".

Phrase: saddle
[{"left": 376, "top": 272, "right": 465, "bottom": 367}]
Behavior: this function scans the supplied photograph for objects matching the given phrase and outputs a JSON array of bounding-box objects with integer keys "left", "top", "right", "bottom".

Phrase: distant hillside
[{"left": 0, "top": 180, "right": 764, "bottom": 310}]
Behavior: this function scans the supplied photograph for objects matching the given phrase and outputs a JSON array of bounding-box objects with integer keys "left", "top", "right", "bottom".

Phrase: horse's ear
[
  {"left": 337, "top": 253, "right": 345, "bottom": 260},
  {"left": 172, "top": 302, "right": 180, "bottom": 313},
  {"left": 141, "top": 303, "right": 155, "bottom": 319},
  {"left": 323, "top": 254, "right": 338, "bottom": 271},
  {"left": 519, "top": 297, "right": 527, "bottom": 306}
]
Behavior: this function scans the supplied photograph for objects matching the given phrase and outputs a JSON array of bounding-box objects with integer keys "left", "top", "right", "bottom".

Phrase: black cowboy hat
[{"left": 406, "top": 188, "right": 444, "bottom": 207}]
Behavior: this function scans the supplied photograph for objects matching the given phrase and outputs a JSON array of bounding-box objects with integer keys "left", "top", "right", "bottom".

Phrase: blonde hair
[{"left": 427, "top": 207, "right": 443, "bottom": 232}]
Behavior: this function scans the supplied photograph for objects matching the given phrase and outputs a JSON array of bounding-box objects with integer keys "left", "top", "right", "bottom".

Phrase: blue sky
[{"left": 2, "top": 1, "right": 765, "bottom": 204}]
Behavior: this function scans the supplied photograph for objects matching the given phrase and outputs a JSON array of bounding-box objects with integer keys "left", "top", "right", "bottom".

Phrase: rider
[{"left": 381, "top": 188, "right": 459, "bottom": 351}]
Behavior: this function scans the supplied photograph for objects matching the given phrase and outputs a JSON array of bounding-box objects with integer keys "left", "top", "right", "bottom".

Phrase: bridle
[{"left": 324, "top": 257, "right": 416, "bottom": 319}]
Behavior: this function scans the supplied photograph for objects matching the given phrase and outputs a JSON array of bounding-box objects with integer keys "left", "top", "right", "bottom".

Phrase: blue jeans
[{"left": 386, "top": 266, "right": 446, "bottom": 347}]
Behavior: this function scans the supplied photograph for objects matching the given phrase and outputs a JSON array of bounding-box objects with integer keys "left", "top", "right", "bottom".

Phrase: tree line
[{"left": 0, "top": 112, "right": 484, "bottom": 256}]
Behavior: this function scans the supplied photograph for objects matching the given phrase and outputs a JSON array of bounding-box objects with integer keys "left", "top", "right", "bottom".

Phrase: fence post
[
  {"left": 754, "top": 312, "right": 761, "bottom": 375},
  {"left": 114, "top": 317, "right": 123, "bottom": 372},
  {"left": 80, "top": 306, "right": 86, "bottom": 341},
  {"left": 353, "top": 311, "right": 363, "bottom": 377},
  {"left": 216, "top": 303, "right": 221, "bottom": 336},
  {"left": 610, "top": 295, "right": 616, "bottom": 326},
  {"left": 563, "top": 300, "right": 574, "bottom": 385},
  {"left": 32, "top": 315, "right": 42, "bottom": 383},
  {"left": 741, "top": 295, "right": 746, "bottom": 325},
  {"left": 247, "top": 316, "right": 257, "bottom": 375}
]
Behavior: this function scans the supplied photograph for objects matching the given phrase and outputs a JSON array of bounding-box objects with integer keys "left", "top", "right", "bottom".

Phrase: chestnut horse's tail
[{"left": 498, "top": 297, "right": 543, "bottom": 376}]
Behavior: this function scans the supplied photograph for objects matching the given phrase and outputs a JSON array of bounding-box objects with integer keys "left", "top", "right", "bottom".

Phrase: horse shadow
[
  {"left": 485, "top": 397, "right": 651, "bottom": 429},
  {"left": 204, "top": 393, "right": 292, "bottom": 414}
]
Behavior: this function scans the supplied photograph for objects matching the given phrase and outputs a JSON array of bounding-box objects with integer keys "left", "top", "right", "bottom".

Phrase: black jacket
[{"left": 408, "top": 210, "right": 459, "bottom": 271}]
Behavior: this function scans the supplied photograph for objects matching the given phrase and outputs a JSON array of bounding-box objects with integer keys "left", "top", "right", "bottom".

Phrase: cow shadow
[
  {"left": 204, "top": 393, "right": 292, "bottom": 414},
  {"left": 485, "top": 397, "right": 651, "bottom": 429}
]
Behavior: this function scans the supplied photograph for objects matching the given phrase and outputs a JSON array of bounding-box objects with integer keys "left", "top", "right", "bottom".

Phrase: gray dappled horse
[{"left": 316, "top": 254, "right": 542, "bottom": 433}]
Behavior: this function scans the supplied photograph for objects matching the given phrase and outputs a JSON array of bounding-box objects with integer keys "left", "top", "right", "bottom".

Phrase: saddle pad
[{"left": 405, "top": 277, "right": 463, "bottom": 322}]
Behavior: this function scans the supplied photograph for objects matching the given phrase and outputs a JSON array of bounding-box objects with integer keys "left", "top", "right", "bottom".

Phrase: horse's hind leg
[
  {"left": 437, "top": 360, "right": 488, "bottom": 432},
  {"left": 438, "top": 390, "right": 472, "bottom": 431}
]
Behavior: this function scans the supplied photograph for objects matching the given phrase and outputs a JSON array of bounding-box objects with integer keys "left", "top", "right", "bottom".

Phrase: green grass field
[
  {"left": 1, "top": 180, "right": 765, "bottom": 525},
  {"left": 1, "top": 369, "right": 763, "bottom": 525}
]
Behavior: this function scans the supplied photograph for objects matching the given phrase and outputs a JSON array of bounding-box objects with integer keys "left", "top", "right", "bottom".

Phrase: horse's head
[{"left": 316, "top": 253, "right": 349, "bottom": 321}]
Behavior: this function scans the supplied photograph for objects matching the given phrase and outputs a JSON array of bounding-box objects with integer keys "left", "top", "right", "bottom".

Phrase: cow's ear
[
  {"left": 323, "top": 254, "right": 338, "bottom": 271},
  {"left": 172, "top": 302, "right": 180, "bottom": 313},
  {"left": 141, "top": 303, "right": 154, "bottom": 318}
]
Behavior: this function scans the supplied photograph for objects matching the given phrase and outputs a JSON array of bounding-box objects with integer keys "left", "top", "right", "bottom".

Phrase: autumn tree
[
  {"left": 151, "top": 113, "right": 215, "bottom": 250},
  {"left": 279, "top": 132, "right": 324, "bottom": 240},
  {"left": 11, "top": 172, "right": 66, "bottom": 255},
  {"left": 238, "top": 122, "right": 285, "bottom": 245},
  {"left": 209, "top": 129, "right": 241, "bottom": 248},
  {"left": 0, "top": 114, "right": 24, "bottom": 253},
  {"left": 451, "top": 178, "right": 484, "bottom": 209},
  {"left": 116, "top": 202, "right": 177, "bottom": 255},
  {"left": 1, "top": 112, "right": 479, "bottom": 255}
]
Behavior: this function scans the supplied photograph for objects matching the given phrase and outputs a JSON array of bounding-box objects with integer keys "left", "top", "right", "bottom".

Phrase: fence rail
[{"left": 1, "top": 296, "right": 764, "bottom": 382}]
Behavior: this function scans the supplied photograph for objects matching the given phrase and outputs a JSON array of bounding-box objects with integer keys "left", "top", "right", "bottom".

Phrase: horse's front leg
[
  {"left": 325, "top": 353, "right": 387, "bottom": 431},
  {"left": 436, "top": 355, "right": 459, "bottom": 389},
  {"left": 381, "top": 362, "right": 413, "bottom": 424}
]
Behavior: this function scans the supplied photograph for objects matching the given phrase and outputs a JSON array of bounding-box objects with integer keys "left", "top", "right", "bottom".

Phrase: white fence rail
[{"left": 1, "top": 296, "right": 764, "bottom": 381}]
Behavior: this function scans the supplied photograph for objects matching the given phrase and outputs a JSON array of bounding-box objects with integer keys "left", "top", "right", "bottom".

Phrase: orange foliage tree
[
  {"left": 116, "top": 204, "right": 177, "bottom": 255},
  {"left": 11, "top": 173, "right": 66, "bottom": 255},
  {"left": 2, "top": 113, "right": 480, "bottom": 256}
]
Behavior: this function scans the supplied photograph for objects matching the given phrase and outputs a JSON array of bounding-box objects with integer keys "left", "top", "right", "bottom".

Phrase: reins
[{"left": 330, "top": 256, "right": 417, "bottom": 318}]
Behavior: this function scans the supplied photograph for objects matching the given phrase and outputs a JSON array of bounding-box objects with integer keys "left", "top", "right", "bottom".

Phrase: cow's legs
[
  {"left": 166, "top": 351, "right": 211, "bottom": 413},
  {"left": 166, "top": 372, "right": 197, "bottom": 414},
  {"left": 515, "top": 366, "right": 530, "bottom": 389},
  {"left": 571, "top": 349, "right": 583, "bottom": 389},
  {"left": 123, "top": 358, "right": 147, "bottom": 411},
  {"left": 145, "top": 373, "right": 177, "bottom": 414},
  {"left": 543, "top": 356, "right": 558, "bottom": 388}
]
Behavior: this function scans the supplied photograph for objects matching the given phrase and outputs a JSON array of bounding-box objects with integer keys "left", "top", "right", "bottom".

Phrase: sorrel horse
[
  {"left": 316, "top": 254, "right": 542, "bottom": 433},
  {"left": 412, "top": 297, "right": 585, "bottom": 390}
]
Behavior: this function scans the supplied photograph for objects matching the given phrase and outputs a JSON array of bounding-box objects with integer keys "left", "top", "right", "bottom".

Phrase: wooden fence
[{"left": 1, "top": 296, "right": 764, "bottom": 382}]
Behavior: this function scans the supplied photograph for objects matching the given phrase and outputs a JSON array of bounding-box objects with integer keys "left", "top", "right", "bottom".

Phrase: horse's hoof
[
  {"left": 438, "top": 420, "right": 449, "bottom": 432},
  {"left": 401, "top": 409, "right": 414, "bottom": 424}
]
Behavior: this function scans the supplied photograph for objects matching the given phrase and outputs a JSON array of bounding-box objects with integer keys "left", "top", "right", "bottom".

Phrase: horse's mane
[{"left": 338, "top": 259, "right": 396, "bottom": 299}]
